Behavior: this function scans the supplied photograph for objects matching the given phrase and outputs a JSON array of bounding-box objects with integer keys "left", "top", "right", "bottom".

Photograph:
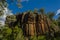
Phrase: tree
[
  {"left": 15, "top": 26, "right": 25, "bottom": 40},
  {"left": 47, "top": 12, "right": 55, "bottom": 21},
  {"left": 39, "top": 8, "right": 44, "bottom": 14},
  {"left": 34, "top": 8, "right": 38, "bottom": 14},
  {"left": 0, "top": 0, "right": 21, "bottom": 16},
  {"left": 0, "top": 26, "right": 12, "bottom": 40}
]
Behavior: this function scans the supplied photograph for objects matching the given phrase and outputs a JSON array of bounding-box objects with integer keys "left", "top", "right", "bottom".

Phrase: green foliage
[
  {"left": 7, "top": 15, "right": 16, "bottom": 22},
  {"left": 47, "top": 12, "right": 55, "bottom": 21},
  {"left": 15, "top": 26, "right": 25, "bottom": 40},
  {"left": 38, "top": 36, "right": 46, "bottom": 40},
  {"left": 39, "top": 8, "right": 44, "bottom": 14},
  {"left": 57, "top": 16, "right": 60, "bottom": 28},
  {"left": 0, "top": 25, "right": 25, "bottom": 40},
  {"left": 6, "top": 15, "right": 17, "bottom": 24},
  {"left": 30, "top": 36, "right": 37, "bottom": 40},
  {"left": 55, "top": 37, "right": 60, "bottom": 40},
  {"left": 0, "top": 11, "right": 4, "bottom": 16},
  {"left": 3, "top": 27, "right": 12, "bottom": 35}
]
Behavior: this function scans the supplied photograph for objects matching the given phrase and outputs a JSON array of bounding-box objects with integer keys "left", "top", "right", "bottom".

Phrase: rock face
[
  {"left": 17, "top": 12, "right": 53, "bottom": 40},
  {"left": 21, "top": 12, "right": 51, "bottom": 36},
  {"left": 6, "top": 12, "right": 58, "bottom": 40}
]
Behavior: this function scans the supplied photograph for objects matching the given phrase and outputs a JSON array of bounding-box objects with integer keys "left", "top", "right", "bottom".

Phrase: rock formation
[{"left": 5, "top": 11, "right": 59, "bottom": 40}]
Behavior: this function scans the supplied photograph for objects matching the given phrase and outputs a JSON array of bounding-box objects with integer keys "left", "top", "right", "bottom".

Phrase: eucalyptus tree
[
  {"left": 47, "top": 12, "right": 55, "bottom": 21},
  {"left": 0, "top": 0, "right": 21, "bottom": 16},
  {"left": 47, "top": 12, "right": 58, "bottom": 27},
  {"left": 39, "top": 8, "right": 45, "bottom": 14}
]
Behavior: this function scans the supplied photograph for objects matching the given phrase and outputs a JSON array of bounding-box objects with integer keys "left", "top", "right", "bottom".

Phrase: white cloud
[
  {"left": 56, "top": 9, "right": 60, "bottom": 15},
  {"left": 0, "top": 7, "right": 13, "bottom": 26}
]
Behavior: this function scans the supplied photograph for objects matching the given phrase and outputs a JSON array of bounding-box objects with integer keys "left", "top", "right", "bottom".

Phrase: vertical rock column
[{"left": 23, "top": 13, "right": 36, "bottom": 40}]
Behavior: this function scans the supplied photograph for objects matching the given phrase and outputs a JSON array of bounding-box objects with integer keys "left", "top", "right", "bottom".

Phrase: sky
[
  {"left": 8, "top": 0, "right": 60, "bottom": 14},
  {"left": 0, "top": 0, "right": 60, "bottom": 26}
]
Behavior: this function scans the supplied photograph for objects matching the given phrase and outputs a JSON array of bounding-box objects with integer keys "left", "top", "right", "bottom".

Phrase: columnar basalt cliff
[
  {"left": 21, "top": 12, "right": 52, "bottom": 36},
  {"left": 5, "top": 11, "right": 59, "bottom": 40}
]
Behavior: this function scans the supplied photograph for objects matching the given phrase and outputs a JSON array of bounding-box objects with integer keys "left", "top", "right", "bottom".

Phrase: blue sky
[
  {"left": 8, "top": 0, "right": 60, "bottom": 15},
  {"left": 0, "top": 0, "right": 60, "bottom": 26},
  {"left": 1, "top": 0, "right": 60, "bottom": 26}
]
